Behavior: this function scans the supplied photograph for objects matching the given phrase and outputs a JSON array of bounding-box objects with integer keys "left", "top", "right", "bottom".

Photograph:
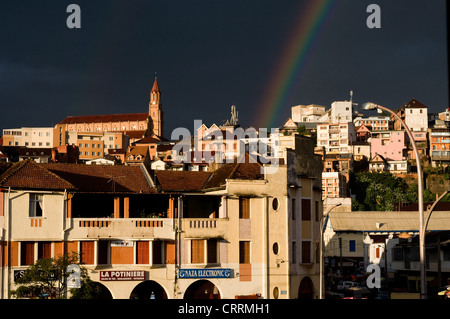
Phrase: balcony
[
  {"left": 70, "top": 218, "right": 176, "bottom": 240},
  {"left": 182, "top": 218, "right": 230, "bottom": 240},
  {"left": 69, "top": 216, "right": 231, "bottom": 241},
  {"left": 431, "top": 151, "right": 450, "bottom": 161}
]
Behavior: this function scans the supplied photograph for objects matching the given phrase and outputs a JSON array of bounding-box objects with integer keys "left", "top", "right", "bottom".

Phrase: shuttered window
[
  {"left": 80, "top": 241, "right": 94, "bottom": 265},
  {"left": 165, "top": 241, "right": 176, "bottom": 264},
  {"left": 239, "top": 197, "right": 250, "bottom": 219},
  {"left": 38, "top": 242, "right": 52, "bottom": 259},
  {"left": 21, "top": 242, "right": 34, "bottom": 266},
  {"left": 191, "top": 240, "right": 205, "bottom": 264},
  {"left": 136, "top": 241, "right": 149, "bottom": 264}
]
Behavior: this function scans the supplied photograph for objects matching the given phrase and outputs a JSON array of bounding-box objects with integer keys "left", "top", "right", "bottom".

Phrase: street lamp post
[
  {"left": 319, "top": 202, "right": 342, "bottom": 299},
  {"left": 362, "top": 102, "right": 426, "bottom": 299}
]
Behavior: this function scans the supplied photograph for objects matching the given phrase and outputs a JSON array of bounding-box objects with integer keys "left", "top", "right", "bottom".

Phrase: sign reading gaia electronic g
[{"left": 178, "top": 268, "right": 233, "bottom": 279}]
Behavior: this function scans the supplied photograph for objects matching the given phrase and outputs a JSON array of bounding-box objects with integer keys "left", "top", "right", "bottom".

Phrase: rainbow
[{"left": 255, "top": 0, "right": 338, "bottom": 129}]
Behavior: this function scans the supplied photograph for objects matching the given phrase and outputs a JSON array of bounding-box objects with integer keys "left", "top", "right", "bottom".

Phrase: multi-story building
[
  {"left": 2, "top": 127, "right": 54, "bottom": 148},
  {"left": 370, "top": 130, "right": 407, "bottom": 161},
  {"left": 429, "top": 127, "right": 450, "bottom": 167},
  {"left": 0, "top": 135, "right": 323, "bottom": 299},
  {"left": 67, "top": 131, "right": 129, "bottom": 161},
  {"left": 404, "top": 98, "right": 428, "bottom": 132},
  {"left": 322, "top": 172, "right": 347, "bottom": 200},
  {"left": 351, "top": 141, "right": 371, "bottom": 161},
  {"left": 291, "top": 104, "right": 326, "bottom": 123},
  {"left": 316, "top": 122, "right": 356, "bottom": 154},
  {"left": 393, "top": 98, "right": 428, "bottom": 132},
  {"left": 329, "top": 101, "right": 353, "bottom": 124},
  {"left": 353, "top": 116, "right": 391, "bottom": 131}
]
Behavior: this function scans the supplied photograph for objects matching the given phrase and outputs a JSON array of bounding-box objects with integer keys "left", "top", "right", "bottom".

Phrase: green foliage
[
  {"left": 297, "top": 125, "right": 307, "bottom": 135},
  {"left": 10, "top": 252, "right": 99, "bottom": 299},
  {"left": 350, "top": 171, "right": 410, "bottom": 211}
]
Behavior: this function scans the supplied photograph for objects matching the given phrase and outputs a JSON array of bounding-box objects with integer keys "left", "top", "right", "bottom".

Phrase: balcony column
[
  {"left": 67, "top": 194, "right": 73, "bottom": 218},
  {"left": 114, "top": 197, "right": 120, "bottom": 218},
  {"left": 168, "top": 196, "right": 175, "bottom": 218},
  {"left": 124, "top": 197, "right": 129, "bottom": 218}
]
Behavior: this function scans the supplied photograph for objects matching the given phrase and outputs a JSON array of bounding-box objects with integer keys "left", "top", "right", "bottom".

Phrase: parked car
[{"left": 337, "top": 281, "right": 361, "bottom": 290}]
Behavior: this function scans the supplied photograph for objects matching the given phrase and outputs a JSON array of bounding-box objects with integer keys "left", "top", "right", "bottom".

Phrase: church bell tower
[{"left": 148, "top": 76, "right": 164, "bottom": 137}]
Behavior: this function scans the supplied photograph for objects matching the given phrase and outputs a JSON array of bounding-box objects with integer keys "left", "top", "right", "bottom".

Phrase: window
[
  {"left": 80, "top": 241, "right": 95, "bottom": 265},
  {"left": 29, "top": 194, "right": 43, "bottom": 217},
  {"left": 239, "top": 197, "right": 250, "bottom": 219},
  {"left": 21, "top": 242, "right": 35, "bottom": 266},
  {"left": 191, "top": 240, "right": 205, "bottom": 264},
  {"left": 136, "top": 241, "right": 149, "bottom": 264},
  {"left": 239, "top": 241, "right": 250, "bottom": 264},
  {"left": 301, "top": 199, "right": 311, "bottom": 220},
  {"left": 273, "top": 242, "right": 279, "bottom": 255},
  {"left": 349, "top": 240, "right": 356, "bottom": 252},
  {"left": 165, "top": 241, "right": 176, "bottom": 264},
  {"left": 152, "top": 240, "right": 162, "bottom": 264},
  {"left": 315, "top": 201, "right": 320, "bottom": 222},
  {"left": 98, "top": 240, "right": 109, "bottom": 265},
  {"left": 302, "top": 241, "right": 311, "bottom": 263},
  {"left": 38, "top": 242, "right": 52, "bottom": 259},
  {"left": 207, "top": 239, "right": 218, "bottom": 264},
  {"left": 292, "top": 242, "right": 297, "bottom": 264},
  {"left": 291, "top": 198, "right": 296, "bottom": 220},
  {"left": 272, "top": 198, "right": 279, "bottom": 210}
]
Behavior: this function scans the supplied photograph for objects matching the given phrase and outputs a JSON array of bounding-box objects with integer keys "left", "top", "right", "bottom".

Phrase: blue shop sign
[{"left": 178, "top": 268, "right": 233, "bottom": 279}]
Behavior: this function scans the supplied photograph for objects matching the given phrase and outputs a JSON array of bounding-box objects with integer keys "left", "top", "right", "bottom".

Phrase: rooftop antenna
[
  {"left": 106, "top": 174, "right": 126, "bottom": 192},
  {"left": 350, "top": 90, "right": 358, "bottom": 106},
  {"left": 230, "top": 105, "right": 238, "bottom": 126}
]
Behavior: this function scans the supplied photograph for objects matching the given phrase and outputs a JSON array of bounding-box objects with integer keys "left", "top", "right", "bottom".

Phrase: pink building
[{"left": 370, "top": 130, "right": 406, "bottom": 161}]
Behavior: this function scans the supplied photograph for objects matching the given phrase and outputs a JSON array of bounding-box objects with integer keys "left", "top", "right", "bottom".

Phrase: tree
[
  {"left": 350, "top": 171, "right": 410, "bottom": 211},
  {"left": 10, "top": 252, "right": 100, "bottom": 299}
]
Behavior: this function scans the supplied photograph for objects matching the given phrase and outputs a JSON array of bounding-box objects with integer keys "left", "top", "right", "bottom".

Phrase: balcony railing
[
  {"left": 71, "top": 218, "right": 175, "bottom": 239},
  {"left": 70, "top": 217, "right": 230, "bottom": 240}
]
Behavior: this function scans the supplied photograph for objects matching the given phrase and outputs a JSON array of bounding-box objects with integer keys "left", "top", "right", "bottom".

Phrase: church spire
[
  {"left": 148, "top": 74, "right": 163, "bottom": 137},
  {"left": 151, "top": 75, "right": 160, "bottom": 93}
]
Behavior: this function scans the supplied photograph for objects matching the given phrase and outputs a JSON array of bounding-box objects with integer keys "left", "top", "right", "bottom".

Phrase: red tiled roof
[
  {"left": 203, "top": 161, "right": 263, "bottom": 190},
  {"left": 403, "top": 98, "right": 428, "bottom": 109},
  {"left": 124, "top": 130, "right": 147, "bottom": 139},
  {"left": 155, "top": 170, "right": 212, "bottom": 192},
  {"left": 0, "top": 160, "right": 75, "bottom": 190},
  {"left": 59, "top": 113, "right": 149, "bottom": 124},
  {"left": 44, "top": 163, "right": 156, "bottom": 194}
]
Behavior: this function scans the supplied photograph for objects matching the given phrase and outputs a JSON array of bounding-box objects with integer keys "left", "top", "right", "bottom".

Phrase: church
[{"left": 54, "top": 77, "right": 165, "bottom": 148}]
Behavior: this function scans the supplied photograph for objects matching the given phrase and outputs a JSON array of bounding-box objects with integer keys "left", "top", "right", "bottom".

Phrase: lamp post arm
[
  {"left": 425, "top": 191, "right": 448, "bottom": 233},
  {"left": 371, "top": 103, "right": 426, "bottom": 299}
]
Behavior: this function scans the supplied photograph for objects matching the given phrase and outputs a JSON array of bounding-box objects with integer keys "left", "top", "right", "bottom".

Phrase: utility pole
[{"left": 339, "top": 237, "right": 343, "bottom": 277}]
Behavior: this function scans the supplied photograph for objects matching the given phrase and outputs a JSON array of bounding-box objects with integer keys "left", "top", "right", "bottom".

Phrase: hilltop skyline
[{"left": 0, "top": 0, "right": 448, "bottom": 136}]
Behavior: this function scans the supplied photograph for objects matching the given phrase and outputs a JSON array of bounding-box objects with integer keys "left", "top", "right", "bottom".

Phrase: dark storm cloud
[{"left": 0, "top": 0, "right": 447, "bottom": 134}]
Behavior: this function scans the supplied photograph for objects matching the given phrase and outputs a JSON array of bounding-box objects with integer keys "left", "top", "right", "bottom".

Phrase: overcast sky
[{"left": 0, "top": 0, "right": 448, "bottom": 136}]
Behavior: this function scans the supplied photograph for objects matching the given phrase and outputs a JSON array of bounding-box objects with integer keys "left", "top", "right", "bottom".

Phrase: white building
[
  {"left": 404, "top": 99, "right": 428, "bottom": 132},
  {"left": 316, "top": 122, "right": 356, "bottom": 154},
  {"left": 291, "top": 104, "right": 326, "bottom": 123},
  {"left": 330, "top": 101, "right": 353, "bottom": 123},
  {"left": 2, "top": 127, "right": 54, "bottom": 148}
]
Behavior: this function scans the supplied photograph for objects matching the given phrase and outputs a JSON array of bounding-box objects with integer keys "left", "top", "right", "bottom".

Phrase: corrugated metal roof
[{"left": 329, "top": 211, "right": 450, "bottom": 232}]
